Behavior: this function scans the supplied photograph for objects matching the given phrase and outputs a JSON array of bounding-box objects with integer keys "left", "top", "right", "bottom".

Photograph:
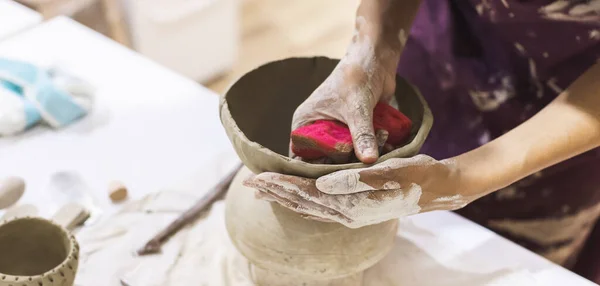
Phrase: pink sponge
[
  {"left": 291, "top": 120, "right": 353, "bottom": 162},
  {"left": 372, "top": 102, "right": 412, "bottom": 146},
  {"left": 291, "top": 102, "right": 412, "bottom": 162}
]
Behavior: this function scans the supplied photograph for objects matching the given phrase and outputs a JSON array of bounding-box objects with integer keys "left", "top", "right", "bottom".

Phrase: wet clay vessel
[
  {"left": 0, "top": 217, "right": 79, "bottom": 286},
  {"left": 220, "top": 57, "right": 433, "bottom": 285},
  {"left": 220, "top": 57, "right": 433, "bottom": 178},
  {"left": 226, "top": 166, "right": 399, "bottom": 285}
]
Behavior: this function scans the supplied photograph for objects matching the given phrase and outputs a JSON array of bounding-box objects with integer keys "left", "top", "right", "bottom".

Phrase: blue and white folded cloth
[{"left": 0, "top": 58, "right": 94, "bottom": 136}]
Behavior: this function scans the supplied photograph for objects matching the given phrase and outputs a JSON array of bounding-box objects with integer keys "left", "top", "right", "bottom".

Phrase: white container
[{"left": 123, "top": 0, "right": 239, "bottom": 83}]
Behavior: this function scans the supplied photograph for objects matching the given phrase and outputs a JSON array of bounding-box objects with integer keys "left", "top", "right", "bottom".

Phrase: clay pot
[
  {"left": 0, "top": 217, "right": 79, "bottom": 286},
  {"left": 220, "top": 57, "right": 433, "bottom": 178},
  {"left": 226, "top": 166, "right": 398, "bottom": 285},
  {"left": 220, "top": 57, "right": 433, "bottom": 285}
]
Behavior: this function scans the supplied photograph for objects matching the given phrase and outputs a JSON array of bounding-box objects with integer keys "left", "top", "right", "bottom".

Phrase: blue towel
[{"left": 0, "top": 58, "right": 94, "bottom": 136}]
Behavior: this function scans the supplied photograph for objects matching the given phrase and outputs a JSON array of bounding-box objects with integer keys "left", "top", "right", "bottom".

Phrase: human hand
[
  {"left": 244, "top": 155, "right": 478, "bottom": 228},
  {"left": 292, "top": 39, "right": 400, "bottom": 164}
]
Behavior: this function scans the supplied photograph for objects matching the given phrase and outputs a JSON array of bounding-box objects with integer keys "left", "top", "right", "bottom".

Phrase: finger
[
  {"left": 263, "top": 191, "right": 337, "bottom": 223},
  {"left": 299, "top": 213, "right": 336, "bottom": 223},
  {"left": 317, "top": 156, "right": 436, "bottom": 193},
  {"left": 315, "top": 163, "right": 402, "bottom": 194},
  {"left": 315, "top": 167, "right": 377, "bottom": 194},
  {"left": 249, "top": 173, "right": 381, "bottom": 229},
  {"left": 254, "top": 185, "right": 353, "bottom": 225},
  {"left": 262, "top": 189, "right": 315, "bottom": 215},
  {"left": 382, "top": 143, "right": 395, "bottom": 155},
  {"left": 254, "top": 190, "right": 277, "bottom": 201},
  {"left": 375, "top": 129, "right": 389, "bottom": 148},
  {"left": 248, "top": 174, "right": 358, "bottom": 225},
  {"left": 244, "top": 172, "right": 317, "bottom": 196},
  {"left": 291, "top": 96, "right": 341, "bottom": 131},
  {"left": 355, "top": 155, "right": 436, "bottom": 189},
  {"left": 344, "top": 100, "right": 378, "bottom": 164}
]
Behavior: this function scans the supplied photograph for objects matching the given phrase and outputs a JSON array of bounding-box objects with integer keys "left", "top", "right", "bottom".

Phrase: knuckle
[
  {"left": 293, "top": 106, "right": 310, "bottom": 120},
  {"left": 355, "top": 130, "right": 376, "bottom": 141}
]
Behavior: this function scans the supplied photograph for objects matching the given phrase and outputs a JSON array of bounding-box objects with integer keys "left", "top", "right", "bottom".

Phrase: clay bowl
[
  {"left": 0, "top": 217, "right": 79, "bottom": 286},
  {"left": 220, "top": 57, "right": 433, "bottom": 178},
  {"left": 221, "top": 57, "right": 433, "bottom": 284}
]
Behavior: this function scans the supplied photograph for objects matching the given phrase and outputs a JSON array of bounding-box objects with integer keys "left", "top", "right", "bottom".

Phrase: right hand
[{"left": 292, "top": 42, "right": 400, "bottom": 163}]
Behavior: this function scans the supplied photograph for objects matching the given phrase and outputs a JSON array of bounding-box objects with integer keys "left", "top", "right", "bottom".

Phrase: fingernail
[
  {"left": 316, "top": 170, "right": 375, "bottom": 194},
  {"left": 357, "top": 139, "right": 377, "bottom": 157},
  {"left": 315, "top": 175, "right": 334, "bottom": 193},
  {"left": 375, "top": 129, "right": 389, "bottom": 148},
  {"left": 359, "top": 145, "right": 378, "bottom": 164}
]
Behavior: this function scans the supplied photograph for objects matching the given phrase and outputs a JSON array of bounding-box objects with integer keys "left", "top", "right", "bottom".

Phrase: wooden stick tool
[{"left": 137, "top": 163, "right": 243, "bottom": 255}]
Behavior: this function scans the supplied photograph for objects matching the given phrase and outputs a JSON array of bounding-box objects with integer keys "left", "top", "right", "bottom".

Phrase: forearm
[
  {"left": 351, "top": 0, "right": 422, "bottom": 67},
  {"left": 456, "top": 63, "right": 600, "bottom": 197}
]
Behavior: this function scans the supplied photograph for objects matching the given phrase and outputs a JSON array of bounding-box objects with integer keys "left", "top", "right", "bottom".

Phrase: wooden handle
[{"left": 137, "top": 163, "right": 243, "bottom": 255}]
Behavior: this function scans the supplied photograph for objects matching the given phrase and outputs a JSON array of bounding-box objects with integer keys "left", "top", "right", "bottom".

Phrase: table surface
[
  {"left": 0, "top": 0, "right": 42, "bottom": 41},
  {"left": 0, "top": 17, "right": 596, "bottom": 286}
]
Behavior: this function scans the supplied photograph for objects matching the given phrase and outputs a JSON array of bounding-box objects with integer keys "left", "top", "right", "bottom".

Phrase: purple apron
[{"left": 397, "top": 0, "right": 600, "bottom": 282}]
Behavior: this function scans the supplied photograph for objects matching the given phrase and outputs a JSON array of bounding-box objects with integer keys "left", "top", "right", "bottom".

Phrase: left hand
[{"left": 244, "top": 155, "right": 478, "bottom": 228}]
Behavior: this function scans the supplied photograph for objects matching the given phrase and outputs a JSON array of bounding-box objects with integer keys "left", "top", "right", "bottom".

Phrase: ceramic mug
[{"left": 0, "top": 217, "right": 79, "bottom": 286}]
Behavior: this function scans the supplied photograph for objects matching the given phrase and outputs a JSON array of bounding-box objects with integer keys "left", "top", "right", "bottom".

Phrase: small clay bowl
[
  {"left": 220, "top": 57, "right": 433, "bottom": 178},
  {"left": 0, "top": 217, "right": 79, "bottom": 286}
]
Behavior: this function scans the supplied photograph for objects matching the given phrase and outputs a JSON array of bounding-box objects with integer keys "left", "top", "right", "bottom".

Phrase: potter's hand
[
  {"left": 291, "top": 0, "right": 424, "bottom": 163},
  {"left": 292, "top": 43, "right": 399, "bottom": 163},
  {"left": 244, "top": 155, "right": 476, "bottom": 228},
  {"left": 251, "top": 62, "right": 600, "bottom": 228}
]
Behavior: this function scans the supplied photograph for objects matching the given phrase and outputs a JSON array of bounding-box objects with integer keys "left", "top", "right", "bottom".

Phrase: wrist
[
  {"left": 344, "top": 38, "right": 400, "bottom": 77},
  {"left": 453, "top": 158, "right": 490, "bottom": 200},
  {"left": 355, "top": 0, "right": 421, "bottom": 53},
  {"left": 352, "top": 19, "right": 403, "bottom": 57},
  {"left": 452, "top": 145, "right": 523, "bottom": 199}
]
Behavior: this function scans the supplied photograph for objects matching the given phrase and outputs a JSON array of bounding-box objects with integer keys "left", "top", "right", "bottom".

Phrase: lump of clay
[
  {"left": 52, "top": 202, "right": 90, "bottom": 231},
  {"left": 108, "top": 180, "right": 128, "bottom": 203},
  {"left": 291, "top": 102, "right": 412, "bottom": 163},
  {"left": 0, "top": 176, "right": 25, "bottom": 210}
]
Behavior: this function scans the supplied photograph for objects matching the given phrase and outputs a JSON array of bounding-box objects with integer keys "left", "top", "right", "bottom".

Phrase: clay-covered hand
[
  {"left": 291, "top": 42, "right": 400, "bottom": 163},
  {"left": 244, "top": 155, "right": 478, "bottom": 228}
]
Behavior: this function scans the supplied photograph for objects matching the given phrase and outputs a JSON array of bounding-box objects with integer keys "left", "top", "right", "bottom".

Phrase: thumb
[
  {"left": 316, "top": 168, "right": 375, "bottom": 195},
  {"left": 345, "top": 102, "right": 378, "bottom": 164}
]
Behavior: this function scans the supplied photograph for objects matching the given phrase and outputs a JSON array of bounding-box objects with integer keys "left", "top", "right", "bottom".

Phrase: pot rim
[
  {"left": 0, "top": 216, "right": 79, "bottom": 281},
  {"left": 220, "top": 57, "right": 434, "bottom": 177}
]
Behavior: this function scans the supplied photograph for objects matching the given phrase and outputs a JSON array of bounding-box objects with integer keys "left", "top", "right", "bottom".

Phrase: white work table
[
  {"left": 0, "top": 17, "right": 596, "bottom": 286},
  {"left": 0, "top": 17, "right": 239, "bottom": 215},
  {"left": 0, "top": 0, "right": 42, "bottom": 41}
]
